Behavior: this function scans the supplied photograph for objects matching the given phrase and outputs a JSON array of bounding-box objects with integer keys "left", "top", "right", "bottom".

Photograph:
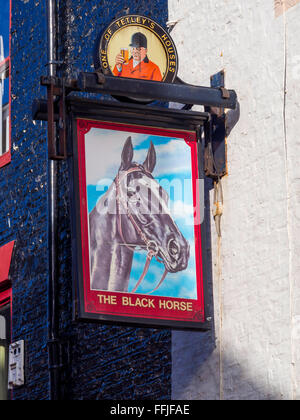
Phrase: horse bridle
[{"left": 115, "top": 166, "right": 168, "bottom": 294}]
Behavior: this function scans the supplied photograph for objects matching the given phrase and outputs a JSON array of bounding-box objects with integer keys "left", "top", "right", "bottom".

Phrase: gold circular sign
[{"left": 96, "top": 15, "right": 178, "bottom": 83}]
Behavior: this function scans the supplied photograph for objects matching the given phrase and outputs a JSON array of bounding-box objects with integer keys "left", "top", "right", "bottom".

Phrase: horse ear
[
  {"left": 143, "top": 141, "right": 156, "bottom": 173},
  {"left": 120, "top": 137, "right": 133, "bottom": 170}
]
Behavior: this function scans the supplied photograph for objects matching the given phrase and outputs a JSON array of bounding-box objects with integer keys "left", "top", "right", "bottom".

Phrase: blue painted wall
[
  {"left": 0, "top": 0, "right": 10, "bottom": 103},
  {"left": 0, "top": 0, "right": 171, "bottom": 400},
  {"left": 0, "top": 0, "right": 10, "bottom": 56}
]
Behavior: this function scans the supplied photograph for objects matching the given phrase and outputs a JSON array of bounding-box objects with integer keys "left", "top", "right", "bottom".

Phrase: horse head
[{"left": 116, "top": 136, "right": 190, "bottom": 276}]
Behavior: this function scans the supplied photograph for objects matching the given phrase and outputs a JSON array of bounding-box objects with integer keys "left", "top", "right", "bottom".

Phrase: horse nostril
[{"left": 168, "top": 239, "right": 180, "bottom": 260}]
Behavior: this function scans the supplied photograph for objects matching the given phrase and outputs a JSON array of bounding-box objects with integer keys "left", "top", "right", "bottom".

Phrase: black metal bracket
[
  {"left": 77, "top": 72, "right": 237, "bottom": 109},
  {"left": 204, "top": 70, "right": 228, "bottom": 180},
  {"left": 35, "top": 72, "right": 238, "bottom": 163},
  {"left": 45, "top": 76, "right": 68, "bottom": 160}
]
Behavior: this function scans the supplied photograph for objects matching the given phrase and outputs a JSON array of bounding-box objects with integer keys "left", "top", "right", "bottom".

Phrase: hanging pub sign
[
  {"left": 71, "top": 101, "right": 210, "bottom": 330},
  {"left": 34, "top": 11, "right": 237, "bottom": 331},
  {"left": 65, "top": 14, "right": 212, "bottom": 330},
  {"left": 95, "top": 15, "right": 178, "bottom": 83}
]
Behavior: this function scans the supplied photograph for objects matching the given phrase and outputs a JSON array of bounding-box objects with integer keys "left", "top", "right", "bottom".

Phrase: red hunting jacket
[{"left": 113, "top": 56, "right": 163, "bottom": 81}]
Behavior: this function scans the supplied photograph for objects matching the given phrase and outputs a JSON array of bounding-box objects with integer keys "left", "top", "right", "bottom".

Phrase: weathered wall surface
[
  {"left": 56, "top": 0, "right": 172, "bottom": 401},
  {"left": 7, "top": 0, "right": 49, "bottom": 400},
  {"left": 284, "top": 3, "right": 300, "bottom": 400},
  {"left": 0, "top": 0, "right": 172, "bottom": 400},
  {"left": 4, "top": 0, "right": 299, "bottom": 401},
  {"left": 169, "top": 0, "right": 300, "bottom": 400}
]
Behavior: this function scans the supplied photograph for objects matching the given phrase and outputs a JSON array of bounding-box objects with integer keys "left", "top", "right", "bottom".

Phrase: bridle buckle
[{"left": 146, "top": 240, "right": 159, "bottom": 257}]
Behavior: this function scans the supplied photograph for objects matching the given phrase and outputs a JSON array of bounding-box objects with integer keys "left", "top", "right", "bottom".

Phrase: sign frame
[{"left": 69, "top": 98, "right": 211, "bottom": 331}]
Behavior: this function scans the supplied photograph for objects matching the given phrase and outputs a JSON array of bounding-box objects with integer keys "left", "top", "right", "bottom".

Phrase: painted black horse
[{"left": 89, "top": 137, "right": 190, "bottom": 293}]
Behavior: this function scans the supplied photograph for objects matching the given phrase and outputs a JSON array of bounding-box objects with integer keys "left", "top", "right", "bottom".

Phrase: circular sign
[{"left": 95, "top": 15, "right": 179, "bottom": 84}]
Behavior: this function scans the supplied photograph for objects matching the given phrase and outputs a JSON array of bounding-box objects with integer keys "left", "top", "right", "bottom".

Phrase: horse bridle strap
[{"left": 115, "top": 167, "right": 168, "bottom": 294}]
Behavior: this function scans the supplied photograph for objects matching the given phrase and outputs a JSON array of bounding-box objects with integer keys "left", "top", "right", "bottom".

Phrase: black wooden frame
[{"left": 68, "top": 97, "right": 211, "bottom": 331}]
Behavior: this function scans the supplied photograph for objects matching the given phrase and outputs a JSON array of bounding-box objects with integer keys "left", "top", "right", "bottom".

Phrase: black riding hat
[{"left": 129, "top": 32, "right": 148, "bottom": 49}]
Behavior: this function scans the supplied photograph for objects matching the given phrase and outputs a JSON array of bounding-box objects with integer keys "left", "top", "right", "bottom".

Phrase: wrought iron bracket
[
  {"left": 204, "top": 70, "right": 228, "bottom": 180},
  {"left": 77, "top": 72, "right": 237, "bottom": 109},
  {"left": 35, "top": 72, "right": 238, "bottom": 166},
  {"left": 43, "top": 76, "right": 70, "bottom": 160}
]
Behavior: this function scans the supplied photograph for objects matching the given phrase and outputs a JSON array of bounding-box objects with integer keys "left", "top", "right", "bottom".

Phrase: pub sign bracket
[
  {"left": 34, "top": 71, "right": 237, "bottom": 181},
  {"left": 31, "top": 72, "right": 237, "bottom": 329}
]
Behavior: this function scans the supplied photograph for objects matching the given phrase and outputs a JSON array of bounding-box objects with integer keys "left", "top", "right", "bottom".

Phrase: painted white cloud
[
  {"left": 85, "top": 128, "right": 192, "bottom": 185},
  {"left": 134, "top": 139, "right": 191, "bottom": 177},
  {"left": 85, "top": 128, "right": 149, "bottom": 184}
]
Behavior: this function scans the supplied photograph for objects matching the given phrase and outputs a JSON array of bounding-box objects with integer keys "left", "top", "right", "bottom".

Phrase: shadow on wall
[
  {"left": 171, "top": 326, "right": 284, "bottom": 400},
  {"left": 171, "top": 176, "right": 218, "bottom": 399},
  {"left": 172, "top": 111, "right": 282, "bottom": 400},
  {"left": 171, "top": 326, "right": 283, "bottom": 400}
]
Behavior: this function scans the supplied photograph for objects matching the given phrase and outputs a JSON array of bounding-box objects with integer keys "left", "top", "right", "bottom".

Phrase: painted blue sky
[
  {"left": 85, "top": 128, "right": 198, "bottom": 300},
  {"left": 0, "top": 0, "right": 10, "bottom": 57}
]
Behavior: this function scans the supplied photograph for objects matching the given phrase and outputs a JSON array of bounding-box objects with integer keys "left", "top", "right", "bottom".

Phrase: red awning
[{"left": 0, "top": 241, "right": 15, "bottom": 284}]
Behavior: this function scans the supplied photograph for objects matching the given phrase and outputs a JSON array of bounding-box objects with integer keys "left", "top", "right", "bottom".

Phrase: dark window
[{"left": 1, "top": 103, "right": 9, "bottom": 155}]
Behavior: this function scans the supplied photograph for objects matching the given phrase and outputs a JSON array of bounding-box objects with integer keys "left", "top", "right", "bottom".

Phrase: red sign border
[{"left": 74, "top": 118, "right": 208, "bottom": 327}]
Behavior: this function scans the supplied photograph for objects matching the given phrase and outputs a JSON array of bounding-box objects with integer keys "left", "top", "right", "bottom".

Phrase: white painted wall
[{"left": 169, "top": 0, "right": 300, "bottom": 400}]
